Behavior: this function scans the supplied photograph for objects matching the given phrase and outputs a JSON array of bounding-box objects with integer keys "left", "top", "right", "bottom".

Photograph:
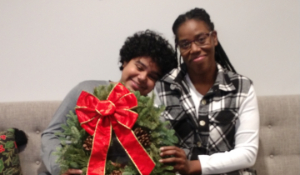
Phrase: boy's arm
[
  {"left": 41, "top": 83, "right": 81, "bottom": 174},
  {"left": 40, "top": 80, "right": 109, "bottom": 174}
]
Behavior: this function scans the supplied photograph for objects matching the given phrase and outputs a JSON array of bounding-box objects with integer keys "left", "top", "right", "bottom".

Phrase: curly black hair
[{"left": 119, "top": 30, "right": 177, "bottom": 78}]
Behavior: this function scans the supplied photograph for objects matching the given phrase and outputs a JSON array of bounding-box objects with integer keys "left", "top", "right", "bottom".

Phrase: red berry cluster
[
  {"left": 0, "top": 135, "right": 6, "bottom": 140},
  {"left": 0, "top": 145, "right": 5, "bottom": 153}
]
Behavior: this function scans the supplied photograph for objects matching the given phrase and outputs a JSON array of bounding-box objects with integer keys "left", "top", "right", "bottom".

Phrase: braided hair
[{"left": 172, "top": 8, "right": 236, "bottom": 73}]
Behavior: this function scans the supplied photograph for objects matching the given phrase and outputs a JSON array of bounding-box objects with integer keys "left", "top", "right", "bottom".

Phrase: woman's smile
[{"left": 192, "top": 55, "right": 206, "bottom": 63}]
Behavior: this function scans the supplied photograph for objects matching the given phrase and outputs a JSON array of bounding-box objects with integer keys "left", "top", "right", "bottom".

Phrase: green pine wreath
[{"left": 54, "top": 84, "right": 178, "bottom": 175}]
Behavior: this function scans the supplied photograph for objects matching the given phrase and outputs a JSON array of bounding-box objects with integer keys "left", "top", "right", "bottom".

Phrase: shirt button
[
  {"left": 197, "top": 142, "right": 202, "bottom": 147},
  {"left": 201, "top": 99, "right": 206, "bottom": 105},
  {"left": 36, "top": 130, "right": 40, "bottom": 134},
  {"left": 36, "top": 161, "right": 40, "bottom": 165},
  {"left": 268, "top": 125, "right": 272, "bottom": 129},
  {"left": 170, "top": 84, "right": 176, "bottom": 90},
  {"left": 199, "top": 120, "right": 206, "bottom": 126},
  {"left": 270, "top": 155, "right": 274, "bottom": 159}
]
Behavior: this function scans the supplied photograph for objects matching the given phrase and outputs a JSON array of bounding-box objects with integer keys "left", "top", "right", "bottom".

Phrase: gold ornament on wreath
[
  {"left": 83, "top": 135, "right": 93, "bottom": 151},
  {"left": 134, "top": 127, "right": 151, "bottom": 148},
  {"left": 110, "top": 170, "right": 122, "bottom": 175}
]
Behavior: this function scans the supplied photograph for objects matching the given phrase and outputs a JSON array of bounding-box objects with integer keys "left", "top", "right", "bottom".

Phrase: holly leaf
[
  {"left": 4, "top": 141, "right": 14, "bottom": 149},
  {"left": 0, "top": 159, "right": 4, "bottom": 173},
  {"left": 11, "top": 155, "right": 20, "bottom": 166}
]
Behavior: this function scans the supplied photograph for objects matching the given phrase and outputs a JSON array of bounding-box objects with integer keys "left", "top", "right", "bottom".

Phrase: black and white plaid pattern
[{"left": 156, "top": 64, "right": 255, "bottom": 175}]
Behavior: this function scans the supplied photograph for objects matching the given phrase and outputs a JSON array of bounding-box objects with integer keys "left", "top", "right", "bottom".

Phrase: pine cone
[
  {"left": 110, "top": 170, "right": 122, "bottom": 175},
  {"left": 83, "top": 135, "right": 93, "bottom": 151},
  {"left": 134, "top": 127, "right": 151, "bottom": 148}
]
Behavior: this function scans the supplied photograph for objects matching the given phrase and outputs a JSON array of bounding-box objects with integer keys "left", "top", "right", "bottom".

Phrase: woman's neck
[{"left": 187, "top": 64, "right": 217, "bottom": 95}]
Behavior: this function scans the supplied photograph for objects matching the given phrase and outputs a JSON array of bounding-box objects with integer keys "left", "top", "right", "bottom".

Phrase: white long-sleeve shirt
[{"left": 185, "top": 74, "right": 259, "bottom": 174}]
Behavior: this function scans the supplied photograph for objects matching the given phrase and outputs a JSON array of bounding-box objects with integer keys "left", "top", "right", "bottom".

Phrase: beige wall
[{"left": 0, "top": 0, "right": 299, "bottom": 102}]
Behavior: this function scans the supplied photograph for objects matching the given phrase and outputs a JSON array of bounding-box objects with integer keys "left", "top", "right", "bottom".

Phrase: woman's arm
[
  {"left": 199, "top": 85, "right": 259, "bottom": 174},
  {"left": 160, "top": 85, "right": 259, "bottom": 175}
]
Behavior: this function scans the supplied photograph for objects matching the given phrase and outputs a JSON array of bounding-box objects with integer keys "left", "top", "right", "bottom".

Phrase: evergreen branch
[{"left": 54, "top": 84, "right": 178, "bottom": 175}]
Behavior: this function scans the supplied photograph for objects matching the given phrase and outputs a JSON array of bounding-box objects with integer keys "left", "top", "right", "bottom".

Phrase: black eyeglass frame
[{"left": 177, "top": 31, "right": 214, "bottom": 50}]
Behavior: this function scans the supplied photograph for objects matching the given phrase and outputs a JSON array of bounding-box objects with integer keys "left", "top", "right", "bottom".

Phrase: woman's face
[
  {"left": 176, "top": 19, "right": 218, "bottom": 75},
  {"left": 120, "top": 56, "right": 161, "bottom": 96}
]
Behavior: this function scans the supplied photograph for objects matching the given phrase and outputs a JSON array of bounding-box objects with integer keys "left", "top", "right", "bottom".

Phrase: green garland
[{"left": 54, "top": 84, "right": 178, "bottom": 175}]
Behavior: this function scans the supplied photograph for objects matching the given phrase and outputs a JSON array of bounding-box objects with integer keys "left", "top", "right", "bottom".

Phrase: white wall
[{"left": 0, "top": 0, "right": 299, "bottom": 102}]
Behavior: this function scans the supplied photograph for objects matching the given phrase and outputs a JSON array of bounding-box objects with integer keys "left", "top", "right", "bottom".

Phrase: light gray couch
[{"left": 0, "top": 95, "right": 299, "bottom": 175}]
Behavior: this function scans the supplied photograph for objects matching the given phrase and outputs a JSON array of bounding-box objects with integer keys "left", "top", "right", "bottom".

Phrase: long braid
[
  {"left": 174, "top": 43, "right": 181, "bottom": 66},
  {"left": 172, "top": 8, "right": 237, "bottom": 73},
  {"left": 215, "top": 42, "right": 236, "bottom": 73}
]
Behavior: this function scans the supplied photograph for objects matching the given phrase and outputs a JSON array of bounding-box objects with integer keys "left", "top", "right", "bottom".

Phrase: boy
[{"left": 40, "top": 30, "right": 177, "bottom": 175}]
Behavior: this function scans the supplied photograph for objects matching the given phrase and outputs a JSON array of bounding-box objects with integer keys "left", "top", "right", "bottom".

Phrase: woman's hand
[
  {"left": 159, "top": 146, "right": 201, "bottom": 175},
  {"left": 62, "top": 169, "right": 83, "bottom": 175},
  {"left": 159, "top": 146, "right": 191, "bottom": 174}
]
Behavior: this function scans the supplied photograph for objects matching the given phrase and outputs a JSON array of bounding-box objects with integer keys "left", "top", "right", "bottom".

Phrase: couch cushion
[
  {"left": 0, "top": 95, "right": 299, "bottom": 175},
  {"left": 0, "top": 101, "right": 61, "bottom": 175},
  {"left": 253, "top": 95, "right": 300, "bottom": 175}
]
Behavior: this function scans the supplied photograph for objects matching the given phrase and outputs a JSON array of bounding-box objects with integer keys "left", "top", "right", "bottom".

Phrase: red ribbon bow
[{"left": 75, "top": 83, "right": 155, "bottom": 175}]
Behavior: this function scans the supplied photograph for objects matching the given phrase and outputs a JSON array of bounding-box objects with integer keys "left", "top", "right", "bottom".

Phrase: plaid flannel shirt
[{"left": 155, "top": 64, "right": 256, "bottom": 175}]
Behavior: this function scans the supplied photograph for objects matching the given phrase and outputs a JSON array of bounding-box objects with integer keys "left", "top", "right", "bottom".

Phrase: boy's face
[{"left": 120, "top": 56, "right": 161, "bottom": 96}]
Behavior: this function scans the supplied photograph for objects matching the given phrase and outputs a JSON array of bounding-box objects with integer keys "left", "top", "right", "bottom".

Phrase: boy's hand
[{"left": 62, "top": 169, "right": 83, "bottom": 175}]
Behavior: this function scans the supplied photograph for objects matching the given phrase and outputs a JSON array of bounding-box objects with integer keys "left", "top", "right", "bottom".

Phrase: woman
[
  {"left": 157, "top": 8, "right": 259, "bottom": 175},
  {"left": 40, "top": 30, "right": 177, "bottom": 175}
]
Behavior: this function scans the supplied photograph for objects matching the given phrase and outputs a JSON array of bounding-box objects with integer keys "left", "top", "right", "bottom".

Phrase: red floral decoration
[
  {"left": 0, "top": 145, "right": 5, "bottom": 153},
  {"left": 0, "top": 135, "right": 6, "bottom": 140}
]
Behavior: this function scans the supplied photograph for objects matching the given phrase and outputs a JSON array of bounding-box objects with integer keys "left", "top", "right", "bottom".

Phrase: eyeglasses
[{"left": 177, "top": 31, "right": 213, "bottom": 50}]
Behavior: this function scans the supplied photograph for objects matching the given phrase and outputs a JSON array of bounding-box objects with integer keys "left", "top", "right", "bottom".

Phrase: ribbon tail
[
  {"left": 87, "top": 118, "right": 112, "bottom": 175},
  {"left": 113, "top": 123, "right": 155, "bottom": 175}
]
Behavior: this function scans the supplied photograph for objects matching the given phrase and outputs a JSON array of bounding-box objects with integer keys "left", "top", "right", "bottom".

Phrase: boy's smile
[{"left": 120, "top": 56, "right": 161, "bottom": 96}]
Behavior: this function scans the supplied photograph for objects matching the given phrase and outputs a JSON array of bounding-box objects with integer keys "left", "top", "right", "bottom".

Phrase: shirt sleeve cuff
[{"left": 198, "top": 155, "right": 210, "bottom": 175}]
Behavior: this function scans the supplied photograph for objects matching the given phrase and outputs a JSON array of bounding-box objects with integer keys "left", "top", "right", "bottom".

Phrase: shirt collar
[
  {"left": 161, "top": 63, "right": 236, "bottom": 92},
  {"left": 214, "top": 64, "right": 236, "bottom": 92}
]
